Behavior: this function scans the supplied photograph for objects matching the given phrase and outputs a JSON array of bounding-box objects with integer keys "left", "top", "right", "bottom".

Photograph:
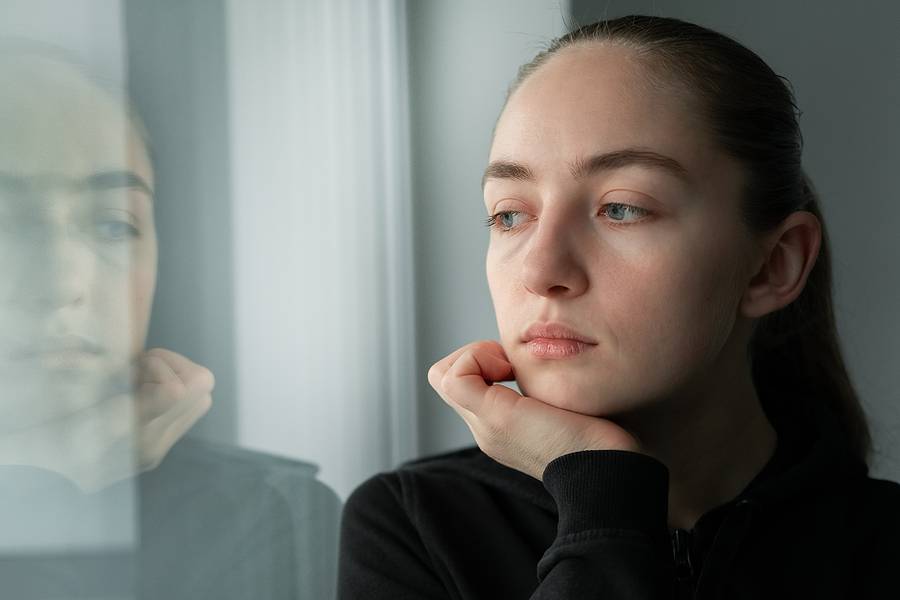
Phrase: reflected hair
[
  {"left": 501, "top": 15, "right": 872, "bottom": 466},
  {"left": 0, "top": 36, "right": 153, "bottom": 159}
]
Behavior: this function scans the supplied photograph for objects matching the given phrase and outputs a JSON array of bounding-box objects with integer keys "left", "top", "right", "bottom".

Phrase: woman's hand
[
  {"left": 0, "top": 348, "right": 214, "bottom": 493},
  {"left": 428, "top": 340, "right": 643, "bottom": 480}
]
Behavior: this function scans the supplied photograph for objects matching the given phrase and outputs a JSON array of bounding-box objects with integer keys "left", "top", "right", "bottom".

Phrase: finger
[
  {"left": 135, "top": 389, "right": 181, "bottom": 422},
  {"left": 428, "top": 349, "right": 480, "bottom": 422},
  {"left": 140, "top": 348, "right": 216, "bottom": 394},
  {"left": 138, "top": 352, "right": 181, "bottom": 385},
  {"left": 135, "top": 351, "right": 214, "bottom": 423},
  {"left": 138, "top": 392, "right": 212, "bottom": 471},
  {"left": 440, "top": 347, "right": 516, "bottom": 413},
  {"left": 432, "top": 378, "right": 478, "bottom": 421},
  {"left": 428, "top": 340, "right": 511, "bottom": 389},
  {"left": 142, "top": 348, "right": 194, "bottom": 378},
  {"left": 475, "top": 346, "right": 516, "bottom": 384},
  {"left": 445, "top": 401, "right": 481, "bottom": 444},
  {"left": 427, "top": 345, "right": 475, "bottom": 388},
  {"left": 137, "top": 380, "right": 212, "bottom": 425},
  {"left": 134, "top": 354, "right": 187, "bottom": 420}
]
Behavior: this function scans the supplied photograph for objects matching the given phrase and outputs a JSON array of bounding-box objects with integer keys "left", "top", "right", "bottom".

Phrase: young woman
[{"left": 338, "top": 15, "right": 900, "bottom": 599}]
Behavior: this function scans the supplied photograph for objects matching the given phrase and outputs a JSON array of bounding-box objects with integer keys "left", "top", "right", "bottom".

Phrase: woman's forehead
[{"left": 489, "top": 46, "right": 714, "bottom": 186}]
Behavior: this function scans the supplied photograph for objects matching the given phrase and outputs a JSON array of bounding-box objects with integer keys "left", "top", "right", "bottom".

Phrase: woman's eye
[
  {"left": 600, "top": 202, "right": 650, "bottom": 225},
  {"left": 483, "top": 210, "right": 527, "bottom": 232},
  {"left": 483, "top": 203, "right": 649, "bottom": 233}
]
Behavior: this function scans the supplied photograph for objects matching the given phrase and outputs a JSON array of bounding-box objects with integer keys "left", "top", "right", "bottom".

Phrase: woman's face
[
  {"left": 485, "top": 44, "right": 756, "bottom": 419},
  {"left": 0, "top": 58, "right": 157, "bottom": 432}
]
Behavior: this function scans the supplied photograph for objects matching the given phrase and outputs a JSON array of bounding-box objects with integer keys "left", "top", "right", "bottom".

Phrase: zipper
[
  {"left": 671, "top": 528, "right": 695, "bottom": 599},
  {"left": 669, "top": 500, "right": 757, "bottom": 599}
]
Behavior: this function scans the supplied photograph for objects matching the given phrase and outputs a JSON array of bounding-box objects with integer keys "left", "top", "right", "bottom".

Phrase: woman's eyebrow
[{"left": 482, "top": 148, "right": 692, "bottom": 190}]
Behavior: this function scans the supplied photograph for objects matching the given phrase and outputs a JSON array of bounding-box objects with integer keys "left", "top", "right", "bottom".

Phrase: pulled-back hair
[{"left": 501, "top": 15, "right": 872, "bottom": 466}]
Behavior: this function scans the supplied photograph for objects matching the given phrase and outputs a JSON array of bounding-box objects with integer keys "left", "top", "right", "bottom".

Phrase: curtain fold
[{"left": 226, "top": 0, "right": 416, "bottom": 501}]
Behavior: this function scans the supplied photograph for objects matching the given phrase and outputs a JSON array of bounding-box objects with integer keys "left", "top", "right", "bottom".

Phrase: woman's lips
[
  {"left": 526, "top": 338, "right": 595, "bottom": 359},
  {"left": 33, "top": 349, "right": 103, "bottom": 369},
  {"left": 12, "top": 349, "right": 104, "bottom": 371}
]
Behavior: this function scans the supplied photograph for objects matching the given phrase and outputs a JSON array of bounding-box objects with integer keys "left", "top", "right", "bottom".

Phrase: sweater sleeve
[
  {"left": 532, "top": 449, "right": 673, "bottom": 599},
  {"left": 337, "top": 474, "right": 448, "bottom": 600}
]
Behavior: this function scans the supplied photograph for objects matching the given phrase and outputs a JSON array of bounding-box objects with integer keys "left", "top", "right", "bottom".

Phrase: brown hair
[{"left": 501, "top": 15, "right": 872, "bottom": 466}]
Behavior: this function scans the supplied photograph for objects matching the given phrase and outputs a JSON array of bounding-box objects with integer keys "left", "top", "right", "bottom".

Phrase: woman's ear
[{"left": 739, "top": 211, "right": 822, "bottom": 319}]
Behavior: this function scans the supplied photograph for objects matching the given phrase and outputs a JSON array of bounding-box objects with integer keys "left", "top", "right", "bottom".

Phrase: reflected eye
[{"left": 94, "top": 217, "right": 140, "bottom": 241}]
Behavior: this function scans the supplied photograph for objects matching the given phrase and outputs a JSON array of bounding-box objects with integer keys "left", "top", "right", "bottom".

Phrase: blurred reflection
[
  {"left": 0, "top": 46, "right": 214, "bottom": 494},
  {"left": 0, "top": 45, "right": 339, "bottom": 600}
]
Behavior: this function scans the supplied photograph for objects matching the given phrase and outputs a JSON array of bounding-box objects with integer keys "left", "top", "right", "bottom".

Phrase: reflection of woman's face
[
  {"left": 0, "top": 59, "right": 157, "bottom": 432},
  {"left": 485, "top": 45, "right": 756, "bottom": 419}
]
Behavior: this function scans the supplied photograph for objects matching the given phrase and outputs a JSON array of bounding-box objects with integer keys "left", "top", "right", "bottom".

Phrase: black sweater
[{"left": 337, "top": 396, "right": 900, "bottom": 599}]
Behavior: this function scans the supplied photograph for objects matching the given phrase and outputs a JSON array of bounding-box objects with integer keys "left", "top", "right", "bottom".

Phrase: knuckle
[
  {"left": 204, "top": 368, "right": 216, "bottom": 389},
  {"left": 194, "top": 366, "right": 216, "bottom": 390},
  {"left": 198, "top": 393, "right": 213, "bottom": 414},
  {"left": 427, "top": 363, "right": 439, "bottom": 385},
  {"left": 439, "top": 367, "right": 455, "bottom": 390},
  {"left": 441, "top": 375, "right": 465, "bottom": 406}
]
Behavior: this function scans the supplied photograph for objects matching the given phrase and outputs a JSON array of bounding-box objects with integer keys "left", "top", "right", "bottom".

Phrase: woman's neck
[{"left": 616, "top": 351, "right": 778, "bottom": 532}]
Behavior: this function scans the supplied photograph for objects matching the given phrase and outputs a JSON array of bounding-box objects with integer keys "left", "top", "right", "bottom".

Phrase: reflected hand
[
  {"left": 428, "top": 340, "right": 642, "bottom": 480},
  {"left": 129, "top": 348, "right": 215, "bottom": 473},
  {"left": 1, "top": 348, "right": 214, "bottom": 493}
]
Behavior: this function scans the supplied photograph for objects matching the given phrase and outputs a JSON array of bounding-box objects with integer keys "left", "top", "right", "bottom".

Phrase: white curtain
[{"left": 226, "top": 0, "right": 416, "bottom": 501}]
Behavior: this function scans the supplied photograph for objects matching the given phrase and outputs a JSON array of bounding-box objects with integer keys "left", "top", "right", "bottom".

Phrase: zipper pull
[{"left": 671, "top": 528, "right": 694, "bottom": 581}]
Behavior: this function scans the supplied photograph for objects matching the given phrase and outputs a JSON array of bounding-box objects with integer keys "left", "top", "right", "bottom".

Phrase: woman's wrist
[{"left": 542, "top": 449, "right": 669, "bottom": 537}]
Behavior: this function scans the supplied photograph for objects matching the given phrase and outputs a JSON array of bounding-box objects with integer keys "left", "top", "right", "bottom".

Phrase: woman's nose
[
  {"left": 19, "top": 228, "right": 95, "bottom": 313},
  {"left": 519, "top": 216, "right": 589, "bottom": 299}
]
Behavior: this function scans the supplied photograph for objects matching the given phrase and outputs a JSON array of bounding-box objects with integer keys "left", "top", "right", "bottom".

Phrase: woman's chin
[
  {"left": 516, "top": 376, "right": 610, "bottom": 415},
  {"left": 0, "top": 374, "right": 112, "bottom": 433}
]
